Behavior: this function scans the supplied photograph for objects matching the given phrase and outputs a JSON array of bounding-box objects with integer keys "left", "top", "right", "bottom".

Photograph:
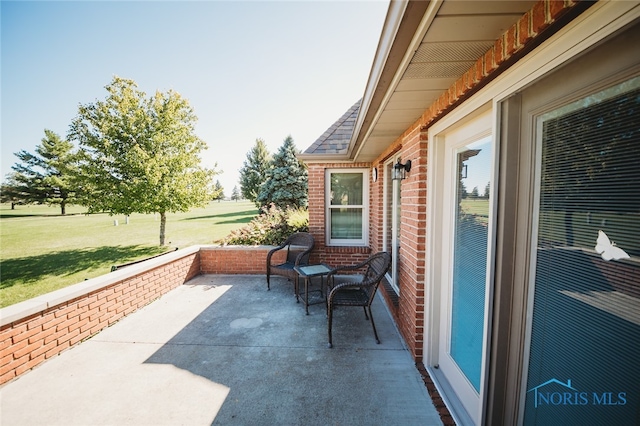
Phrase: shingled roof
[{"left": 303, "top": 99, "right": 361, "bottom": 155}]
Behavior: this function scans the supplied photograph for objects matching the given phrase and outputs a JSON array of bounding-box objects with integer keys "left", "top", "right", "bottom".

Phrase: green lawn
[
  {"left": 0, "top": 201, "right": 258, "bottom": 308},
  {"left": 460, "top": 198, "right": 489, "bottom": 221}
]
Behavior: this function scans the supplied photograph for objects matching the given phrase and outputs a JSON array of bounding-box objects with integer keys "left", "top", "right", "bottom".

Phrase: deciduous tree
[{"left": 69, "top": 76, "right": 215, "bottom": 245}]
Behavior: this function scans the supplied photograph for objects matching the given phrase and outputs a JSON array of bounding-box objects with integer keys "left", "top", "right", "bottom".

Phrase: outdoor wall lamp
[{"left": 392, "top": 159, "right": 411, "bottom": 180}]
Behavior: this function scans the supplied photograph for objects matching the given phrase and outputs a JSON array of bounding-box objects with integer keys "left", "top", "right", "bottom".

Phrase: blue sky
[{"left": 1, "top": 0, "right": 388, "bottom": 195}]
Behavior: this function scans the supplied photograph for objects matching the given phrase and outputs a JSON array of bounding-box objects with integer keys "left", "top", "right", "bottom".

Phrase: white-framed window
[{"left": 325, "top": 168, "right": 368, "bottom": 246}]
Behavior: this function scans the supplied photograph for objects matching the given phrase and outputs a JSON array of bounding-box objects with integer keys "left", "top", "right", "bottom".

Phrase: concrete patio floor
[{"left": 0, "top": 274, "right": 442, "bottom": 425}]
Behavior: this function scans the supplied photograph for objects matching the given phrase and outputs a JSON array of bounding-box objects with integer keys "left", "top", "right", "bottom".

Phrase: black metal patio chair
[
  {"left": 326, "top": 251, "right": 392, "bottom": 348},
  {"left": 266, "top": 232, "right": 315, "bottom": 292}
]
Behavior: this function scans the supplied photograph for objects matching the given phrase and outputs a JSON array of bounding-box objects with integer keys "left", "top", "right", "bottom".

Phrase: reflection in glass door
[
  {"left": 450, "top": 136, "right": 492, "bottom": 393},
  {"left": 436, "top": 109, "right": 493, "bottom": 424}
]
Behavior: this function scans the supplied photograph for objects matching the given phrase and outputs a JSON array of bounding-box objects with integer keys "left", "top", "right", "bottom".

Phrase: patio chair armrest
[
  {"left": 266, "top": 242, "right": 288, "bottom": 265},
  {"left": 332, "top": 273, "right": 379, "bottom": 289},
  {"left": 327, "top": 279, "right": 378, "bottom": 303},
  {"left": 329, "top": 281, "right": 359, "bottom": 294},
  {"left": 327, "top": 265, "right": 361, "bottom": 289},
  {"left": 293, "top": 248, "right": 313, "bottom": 267},
  {"left": 326, "top": 261, "right": 368, "bottom": 278}
]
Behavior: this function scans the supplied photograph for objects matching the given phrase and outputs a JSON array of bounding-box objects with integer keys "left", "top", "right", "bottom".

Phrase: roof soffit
[{"left": 350, "top": 0, "right": 536, "bottom": 163}]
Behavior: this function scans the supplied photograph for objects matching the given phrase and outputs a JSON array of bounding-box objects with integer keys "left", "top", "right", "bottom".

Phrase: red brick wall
[
  {"left": 366, "top": 127, "right": 428, "bottom": 360},
  {"left": 0, "top": 251, "right": 200, "bottom": 385},
  {"left": 199, "top": 245, "right": 285, "bottom": 274},
  {"left": 304, "top": 0, "right": 586, "bottom": 362},
  {"left": 396, "top": 129, "right": 428, "bottom": 360}
]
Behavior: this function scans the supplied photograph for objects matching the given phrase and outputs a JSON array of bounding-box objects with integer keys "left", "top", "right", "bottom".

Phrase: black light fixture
[{"left": 392, "top": 159, "right": 411, "bottom": 180}]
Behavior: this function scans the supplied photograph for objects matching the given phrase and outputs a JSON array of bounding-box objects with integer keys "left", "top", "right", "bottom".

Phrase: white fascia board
[
  {"left": 348, "top": 0, "right": 409, "bottom": 157},
  {"left": 351, "top": 0, "right": 444, "bottom": 161}
]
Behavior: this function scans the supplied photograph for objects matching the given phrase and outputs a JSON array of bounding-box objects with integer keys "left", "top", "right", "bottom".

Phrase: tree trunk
[
  {"left": 159, "top": 211, "right": 166, "bottom": 246},
  {"left": 60, "top": 201, "right": 66, "bottom": 215}
]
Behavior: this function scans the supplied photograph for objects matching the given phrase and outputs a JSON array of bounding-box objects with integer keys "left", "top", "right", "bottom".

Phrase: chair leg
[
  {"left": 267, "top": 271, "right": 271, "bottom": 290},
  {"left": 368, "top": 306, "right": 380, "bottom": 344},
  {"left": 327, "top": 303, "right": 334, "bottom": 348},
  {"left": 363, "top": 306, "right": 369, "bottom": 320}
]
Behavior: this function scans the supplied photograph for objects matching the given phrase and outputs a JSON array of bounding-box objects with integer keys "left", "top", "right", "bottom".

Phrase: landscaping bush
[{"left": 221, "top": 204, "right": 309, "bottom": 246}]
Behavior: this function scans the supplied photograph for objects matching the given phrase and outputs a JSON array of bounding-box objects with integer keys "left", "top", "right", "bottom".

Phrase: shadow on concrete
[{"left": 143, "top": 275, "right": 441, "bottom": 425}]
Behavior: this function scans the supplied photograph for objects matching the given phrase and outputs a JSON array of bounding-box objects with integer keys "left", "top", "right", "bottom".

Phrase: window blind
[{"left": 524, "top": 82, "right": 640, "bottom": 425}]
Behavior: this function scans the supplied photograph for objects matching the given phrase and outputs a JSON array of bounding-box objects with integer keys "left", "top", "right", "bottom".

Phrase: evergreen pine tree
[
  {"left": 213, "top": 180, "right": 224, "bottom": 201},
  {"left": 239, "top": 138, "right": 271, "bottom": 207},
  {"left": 256, "top": 135, "right": 308, "bottom": 209},
  {"left": 0, "top": 173, "right": 26, "bottom": 209},
  {"left": 231, "top": 185, "right": 241, "bottom": 201},
  {"left": 11, "top": 129, "right": 78, "bottom": 215}
]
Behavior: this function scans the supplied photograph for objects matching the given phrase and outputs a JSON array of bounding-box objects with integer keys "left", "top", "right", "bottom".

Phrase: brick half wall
[
  {"left": 0, "top": 245, "right": 281, "bottom": 385},
  {"left": 200, "top": 245, "right": 283, "bottom": 274}
]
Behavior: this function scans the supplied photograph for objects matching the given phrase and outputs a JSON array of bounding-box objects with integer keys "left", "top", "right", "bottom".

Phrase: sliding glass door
[{"left": 523, "top": 76, "right": 640, "bottom": 426}]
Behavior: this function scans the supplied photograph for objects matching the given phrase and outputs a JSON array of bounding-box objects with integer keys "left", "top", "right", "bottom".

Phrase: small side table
[{"left": 294, "top": 263, "right": 333, "bottom": 315}]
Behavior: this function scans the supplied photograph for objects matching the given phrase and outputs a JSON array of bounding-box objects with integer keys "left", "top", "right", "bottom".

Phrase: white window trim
[{"left": 325, "top": 168, "right": 369, "bottom": 246}]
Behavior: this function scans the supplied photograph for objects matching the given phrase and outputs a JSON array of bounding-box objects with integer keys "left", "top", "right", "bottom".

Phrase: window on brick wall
[{"left": 325, "top": 169, "right": 368, "bottom": 246}]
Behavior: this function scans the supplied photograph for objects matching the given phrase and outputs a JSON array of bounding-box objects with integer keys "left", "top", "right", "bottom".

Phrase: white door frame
[
  {"left": 428, "top": 107, "right": 495, "bottom": 425},
  {"left": 383, "top": 156, "right": 401, "bottom": 293}
]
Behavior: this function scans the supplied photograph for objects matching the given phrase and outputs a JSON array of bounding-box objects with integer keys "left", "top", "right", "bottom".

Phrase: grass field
[
  {"left": 0, "top": 201, "right": 258, "bottom": 308},
  {"left": 460, "top": 198, "right": 489, "bottom": 223}
]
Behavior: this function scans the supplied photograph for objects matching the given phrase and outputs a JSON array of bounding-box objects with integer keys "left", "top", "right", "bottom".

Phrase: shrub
[{"left": 221, "top": 204, "right": 309, "bottom": 246}]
